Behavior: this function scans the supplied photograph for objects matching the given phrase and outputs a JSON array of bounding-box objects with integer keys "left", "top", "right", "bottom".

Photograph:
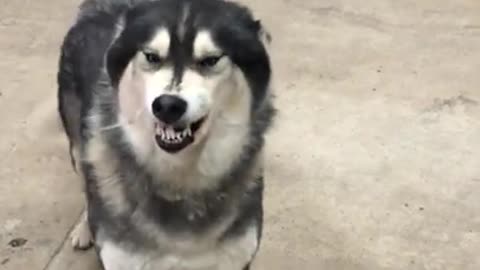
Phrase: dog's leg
[
  {"left": 70, "top": 208, "right": 93, "bottom": 250},
  {"left": 69, "top": 143, "right": 93, "bottom": 250}
]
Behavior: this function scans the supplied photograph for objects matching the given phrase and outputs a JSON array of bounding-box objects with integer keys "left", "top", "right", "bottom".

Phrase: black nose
[{"left": 151, "top": 95, "right": 187, "bottom": 124}]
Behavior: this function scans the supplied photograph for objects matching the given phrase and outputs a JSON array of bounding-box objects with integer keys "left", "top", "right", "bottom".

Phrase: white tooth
[
  {"left": 187, "top": 128, "right": 192, "bottom": 136},
  {"left": 166, "top": 127, "right": 173, "bottom": 139},
  {"left": 161, "top": 130, "right": 166, "bottom": 140}
]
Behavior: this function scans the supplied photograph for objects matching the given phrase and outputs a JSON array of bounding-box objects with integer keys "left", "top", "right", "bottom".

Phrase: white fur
[
  {"left": 145, "top": 28, "right": 170, "bottom": 58},
  {"left": 99, "top": 226, "right": 258, "bottom": 270},
  {"left": 179, "top": 70, "right": 214, "bottom": 123},
  {"left": 193, "top": 31, "right": 222, "bottom": 59},
  {"left": 143, "top": 66, "right": 175, "bottom": 115},
  {"left": 70, "top": 210, "right": 93, "bottom": 249}
]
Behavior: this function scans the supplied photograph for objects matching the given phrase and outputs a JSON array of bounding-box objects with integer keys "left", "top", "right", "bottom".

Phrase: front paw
[{"left": 70, "top": 212, "right": 93, "bottom": 250}]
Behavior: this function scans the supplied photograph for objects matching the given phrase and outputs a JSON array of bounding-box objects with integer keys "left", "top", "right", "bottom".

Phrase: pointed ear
[{"left": 254, "top": 20, "right": 272, "bottom": 47}]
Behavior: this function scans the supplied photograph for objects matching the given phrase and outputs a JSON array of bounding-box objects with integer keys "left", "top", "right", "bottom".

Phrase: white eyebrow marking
[
  {"left": 146, "top": 28, "right": 170, "bottom": 57},
  {"left": 193, "top": 31, "right": 222, "bottom": 59}
]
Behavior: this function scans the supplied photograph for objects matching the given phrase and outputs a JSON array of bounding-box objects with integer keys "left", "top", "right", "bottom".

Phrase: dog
[{"left": 57, "top": 0, "right": 275, "bottom": 269}]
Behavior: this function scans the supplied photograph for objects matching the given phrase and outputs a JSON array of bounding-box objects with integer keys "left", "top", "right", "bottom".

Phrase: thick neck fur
[{"left": 82, "top": 70, "right": 273, "bottom": 236}]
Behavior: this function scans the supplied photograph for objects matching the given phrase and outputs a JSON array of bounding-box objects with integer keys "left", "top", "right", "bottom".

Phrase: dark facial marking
[{"left": 106, "top": 0, "right": 271, "bottom": 108}]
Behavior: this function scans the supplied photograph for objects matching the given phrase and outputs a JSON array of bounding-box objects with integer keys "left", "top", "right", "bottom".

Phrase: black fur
[{"left": 57, "top": 0, "right": 275, "bottom": 268}]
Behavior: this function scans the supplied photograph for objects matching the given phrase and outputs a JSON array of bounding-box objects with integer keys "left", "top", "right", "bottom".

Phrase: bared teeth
[{"left": 156, "top": 123, "right": 195, "bottom": 145}]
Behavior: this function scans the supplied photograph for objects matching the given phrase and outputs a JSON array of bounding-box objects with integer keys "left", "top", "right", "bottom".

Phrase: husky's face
[
  {"left": 107, "top": 0, "right": 270, "bottom": 155},
  {"left": 120, "top": 28, "right": 233, "bottom": 154}
]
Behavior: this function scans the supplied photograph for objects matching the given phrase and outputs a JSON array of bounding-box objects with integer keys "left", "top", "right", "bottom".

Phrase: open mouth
[{"left": 154, "top": 117, "right": 206, "bottom": 153}]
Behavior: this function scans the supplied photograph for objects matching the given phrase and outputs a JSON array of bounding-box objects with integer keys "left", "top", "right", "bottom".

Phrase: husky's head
[{"left": 105, "top": 0, "right": 272, "bottom": 186}]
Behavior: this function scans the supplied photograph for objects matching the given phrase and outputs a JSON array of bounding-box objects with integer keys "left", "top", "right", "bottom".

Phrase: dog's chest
[{"left": 98, "top": 226, "right": 258, "bottom": 270}]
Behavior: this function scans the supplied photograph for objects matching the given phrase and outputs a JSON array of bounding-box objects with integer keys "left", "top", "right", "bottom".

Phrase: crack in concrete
[{"left": 41, "top": 209, "right": 84, "bottom": 270}]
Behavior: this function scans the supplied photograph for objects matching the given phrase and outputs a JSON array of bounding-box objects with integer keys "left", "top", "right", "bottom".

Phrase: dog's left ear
[{"left": 253, "top": 20, "right": 272, "bottom": 47}]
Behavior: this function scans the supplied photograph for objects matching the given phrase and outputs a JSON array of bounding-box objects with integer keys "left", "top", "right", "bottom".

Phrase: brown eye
[
  {"left": 144, "top": 52, "right": 163, "bottom": 65},
  {"left": 197, "top": 55, "right": 222, "bottom": 68}
]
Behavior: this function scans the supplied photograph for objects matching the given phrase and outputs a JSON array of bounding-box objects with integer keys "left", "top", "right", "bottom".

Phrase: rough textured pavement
[{"left": 1, "top": 0, "right": 479, "bottom": 269}]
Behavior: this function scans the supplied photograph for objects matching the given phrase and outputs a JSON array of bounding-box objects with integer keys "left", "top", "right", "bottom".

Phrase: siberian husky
[{"left": 57, "top": 0, "right": 275, "bottom": 269}]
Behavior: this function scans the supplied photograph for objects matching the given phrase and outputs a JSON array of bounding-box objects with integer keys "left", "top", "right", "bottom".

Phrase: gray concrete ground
[{"left": 1, "top": 0, "right": 479, "bottom": 269}]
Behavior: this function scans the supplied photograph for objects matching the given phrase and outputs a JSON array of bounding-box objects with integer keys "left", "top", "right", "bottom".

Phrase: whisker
[
  {"left": 98, "top": 123, "right": 122, "bottom": 131},
  {"left": 91, "top": 106, "right": 147, "bottom": 133}
]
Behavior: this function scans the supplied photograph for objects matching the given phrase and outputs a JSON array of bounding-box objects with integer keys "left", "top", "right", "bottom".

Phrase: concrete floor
[{"left": 1, "top": 0, "right": 479, "bottom": 269}]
